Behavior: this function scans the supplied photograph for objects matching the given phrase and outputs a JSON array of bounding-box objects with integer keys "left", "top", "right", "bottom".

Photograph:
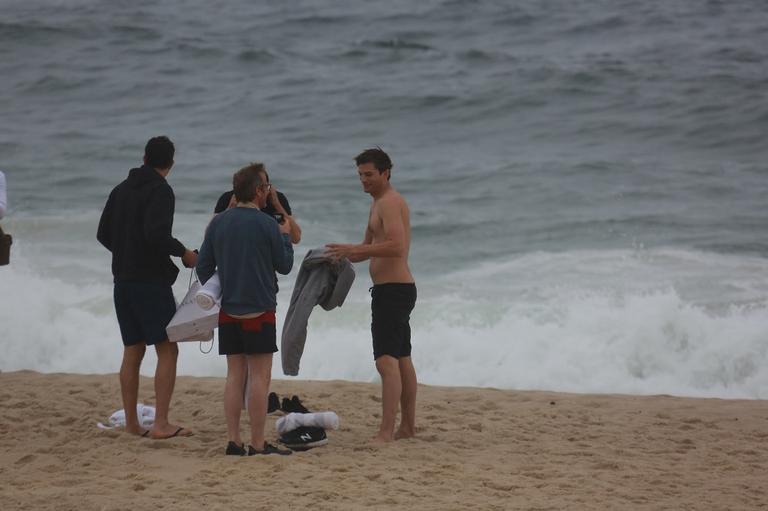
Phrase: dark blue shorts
[
  {"left": 113, "top": 281, "right": 177, "bottom": 346},
  {"left": 371, "top": 283, "right": 417, "bottom": 360}
]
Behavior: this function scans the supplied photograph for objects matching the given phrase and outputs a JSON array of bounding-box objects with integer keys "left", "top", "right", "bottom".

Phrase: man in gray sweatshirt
[{"left": 196, "top": 162, "right": 294, "bottom": 455}]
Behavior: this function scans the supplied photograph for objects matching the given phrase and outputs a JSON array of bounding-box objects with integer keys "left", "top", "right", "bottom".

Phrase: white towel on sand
[
  {"left": 276, "top": 411, "right": 339, "bottom": 435},
  {"left": 195, "top": 272, "right": 221, "bottom": 310},
  {"left": 96, "top": 404, "right": 156, "bottom": 430}
]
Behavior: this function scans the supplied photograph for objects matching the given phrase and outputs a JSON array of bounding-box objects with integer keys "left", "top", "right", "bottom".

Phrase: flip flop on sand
[
  {"left": 151, "top": 427, "right": 193, "bottom": 439},
  {"left": 141, "top": 430, "right": 150, "bottom": 438}
]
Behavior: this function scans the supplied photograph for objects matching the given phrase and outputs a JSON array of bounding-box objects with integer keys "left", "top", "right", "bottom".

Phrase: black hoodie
[{"left": 97, "top": 165, "right": 186, "bottom": 285}]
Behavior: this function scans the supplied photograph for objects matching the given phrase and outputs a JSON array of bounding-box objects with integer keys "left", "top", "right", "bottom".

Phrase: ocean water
[{"left": 1, "top": 0, "right": 767, "bottom": 398}]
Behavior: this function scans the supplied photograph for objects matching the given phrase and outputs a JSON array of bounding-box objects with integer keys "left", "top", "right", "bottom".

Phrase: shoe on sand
[
  {"left": 281, "top": 395, "right": 310, "bottom": 414},
  {"left": 248, "top": 442, "right": 292, "bottom": 456},
  {"left": 279, "top": 426, "right": 328, "bottom": 451},
  {"left": 268, "top": 392, "right": 280, "bottom": 414},
  {"left": 225, "top": 441, "right": 246, "bottom": 456}
]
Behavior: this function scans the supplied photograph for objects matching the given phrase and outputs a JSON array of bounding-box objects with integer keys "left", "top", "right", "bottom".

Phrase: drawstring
[{"left": 189, "top": 268, "right": 214, "bottom": 354}]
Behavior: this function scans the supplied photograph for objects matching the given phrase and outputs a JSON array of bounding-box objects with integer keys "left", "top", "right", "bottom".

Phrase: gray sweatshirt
[{"left": 281, "top": 248, "right": 355, "bottom": 376}]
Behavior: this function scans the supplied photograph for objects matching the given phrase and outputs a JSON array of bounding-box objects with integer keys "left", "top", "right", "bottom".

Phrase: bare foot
[
  {"left": 394, "top": 428, "right": 415, "bottom": 440},
  {"left": 125, "top": 425, "right": 148, "bottom": 437},
  {"left": 371, "top": 432, "right": 394, "bottom": 443},
  {"left": 149, "top": 424, "right": 194, "bottom": 439}
]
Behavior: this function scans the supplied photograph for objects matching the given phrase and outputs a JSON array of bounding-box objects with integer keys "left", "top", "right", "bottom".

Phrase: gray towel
[{"left": 281, "top": 248, "right": 355, "bottom": 376}]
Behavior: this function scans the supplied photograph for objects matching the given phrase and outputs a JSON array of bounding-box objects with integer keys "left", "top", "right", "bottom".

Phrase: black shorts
[
  {"left": 114, "top": 281, "right": 176, "bottom": 347},
  {"left": 370, "top": 283, "right": 417, "bottom": 360},
  {"left": 218, "top": 310, "right": 278, "bottom": 356}
]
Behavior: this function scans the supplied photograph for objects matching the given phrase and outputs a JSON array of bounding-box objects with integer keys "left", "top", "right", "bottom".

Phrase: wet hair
[
  {"left": 232, "top": 162, "right": 267, "bottom": 203},
  {"left": 354, "top": 147, "right": 393, "bottom": 180},
  {"left": 144, "top": 136, "right": 175, "bottom": 170}
]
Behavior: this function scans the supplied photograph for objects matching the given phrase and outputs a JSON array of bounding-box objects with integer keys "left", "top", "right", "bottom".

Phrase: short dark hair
[
  {"left": 355, "top": 147, "right": 393, "bottom": 179},
  {"left": 233, "top": 162, "right": 266, "bottom": 203},
  {"left": 144, "top": 136, "right": 175, "bottom": 170}
]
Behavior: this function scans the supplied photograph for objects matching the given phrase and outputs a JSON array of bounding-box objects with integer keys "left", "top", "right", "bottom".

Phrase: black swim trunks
[{"left": 370, "top": 283, "right": 417, "bottom": 360}]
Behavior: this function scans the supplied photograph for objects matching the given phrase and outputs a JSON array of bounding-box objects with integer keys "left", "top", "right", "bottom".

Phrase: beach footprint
[{"left": 15, "top": 454, "right": 36, "bottom": 465}]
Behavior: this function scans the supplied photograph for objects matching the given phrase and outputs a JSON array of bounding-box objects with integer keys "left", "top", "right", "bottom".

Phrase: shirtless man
[{"left": 327, "top": 148, "right": 417, "bottom": 442}]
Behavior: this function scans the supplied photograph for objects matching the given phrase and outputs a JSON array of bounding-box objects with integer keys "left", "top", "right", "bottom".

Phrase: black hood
[{"left": 126, "top": 165, "right": 165, "bottom": 189}]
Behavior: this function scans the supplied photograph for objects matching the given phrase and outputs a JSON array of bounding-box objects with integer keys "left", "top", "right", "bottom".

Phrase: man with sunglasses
[{"left": 197, "top": 162, "right": 294, "bottom": 455}]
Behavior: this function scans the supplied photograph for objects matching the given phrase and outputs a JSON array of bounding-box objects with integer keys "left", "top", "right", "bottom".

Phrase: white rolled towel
[
  {"left": 196, "top": 272, "right": 221, "bottom": 310},
  {"left": 276, "top": 411, "right": 339, "bottom": 435},
  {"left": 97, "top": 404, "right": 156, "bottom": 430}
]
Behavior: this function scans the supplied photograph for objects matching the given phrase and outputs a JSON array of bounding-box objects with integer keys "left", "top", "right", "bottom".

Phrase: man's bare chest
[{"left": 367, "top": 207, "right": 385, "bottom": 239}]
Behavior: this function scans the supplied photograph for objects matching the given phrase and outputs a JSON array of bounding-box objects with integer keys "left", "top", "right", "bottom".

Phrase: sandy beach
[{"left": 0, "top": 370, "right": 765, "bottom": 510}]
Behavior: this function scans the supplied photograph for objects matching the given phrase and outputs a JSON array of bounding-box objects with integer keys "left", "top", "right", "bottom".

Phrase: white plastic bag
[{"left": 166, "top": 280, "right": 218, "bottom": 342}]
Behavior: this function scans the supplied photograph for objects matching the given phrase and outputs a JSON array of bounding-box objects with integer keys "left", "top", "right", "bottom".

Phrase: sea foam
[{"left": 1, "top": 244, "right": 767, "bottom": 399}]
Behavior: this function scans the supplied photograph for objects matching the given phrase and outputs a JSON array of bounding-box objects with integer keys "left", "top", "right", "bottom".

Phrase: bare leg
[
  {"left": 245, "top": 353, "right": 273, "bottom": 449},
  {"left": 373, "top": 355, "right": 401, "bottom": 442},
  {"left": 224, "top": 355, "right": 247, "bottom": 445},
  {"left": 395, "top": 356, "right": 417, "bottom": 439},
  {"left": 150, "top": 340, "right": 192, "bottom": 438},
  {"left": 120, "top": 343, "right": 146, "bottom": 436}
]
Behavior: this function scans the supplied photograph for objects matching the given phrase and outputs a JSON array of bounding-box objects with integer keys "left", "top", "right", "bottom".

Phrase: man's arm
[
  {"left": 144, "top": 185, "right": 197, "bottom": 267},
  {"left": 270, "top": 188, "right": 302, "bottom": 244},
  {"left": 195, "top": 223, "right": 216, "bottom": 285},
  {"left": 144, "top": 186, "right": 186, "bottom": 255},
  {"left": 96, "top": 189, "right": 114, "bottom": 251},
  {"left": 326, "top": 198, "right": 404, "bottom": 261},
  {"left": 283, "top": 215, "right": 302, "bottom": 244},
  {"left": 271, "top": 219, "right": 294, "bottom": 275},
  {"left": 345, "top": 227, "right": 373, "bottom": 263}
]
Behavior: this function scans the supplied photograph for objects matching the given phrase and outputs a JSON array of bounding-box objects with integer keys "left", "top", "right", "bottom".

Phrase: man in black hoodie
[{"left": 97, "top": 136, "right": 197, "bottom": 439}]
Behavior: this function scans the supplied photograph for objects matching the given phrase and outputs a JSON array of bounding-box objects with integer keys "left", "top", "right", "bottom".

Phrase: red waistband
[{"left": 219, "top": 310, "right": 276, "bottom": 332}]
